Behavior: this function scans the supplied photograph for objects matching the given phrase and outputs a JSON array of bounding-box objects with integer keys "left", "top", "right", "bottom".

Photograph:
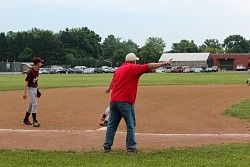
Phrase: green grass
[
  {"left": 0, "top": 72, "right": 248, "bottom": 91},
  {"left": 0, "top": 74, "right": 112, "bottom": 91},
  {"left": 223, "top": 98, "right": 250, "bottom": 122},
  {"left": 0, "top": 144, "right": 250, "bottom": 167}
]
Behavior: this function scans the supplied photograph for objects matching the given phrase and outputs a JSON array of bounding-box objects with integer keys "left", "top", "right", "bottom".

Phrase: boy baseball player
[{"left": 22, "top": 57, "right": 44, "bottom": 127}]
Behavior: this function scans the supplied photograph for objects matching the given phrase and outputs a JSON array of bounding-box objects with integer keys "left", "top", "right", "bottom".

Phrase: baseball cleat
[
  {"left": 23, "top": 119, "right": 32, "bottom": 125},
  {"left": 32, "top": 121, "right": 40, "bottom": 127}
]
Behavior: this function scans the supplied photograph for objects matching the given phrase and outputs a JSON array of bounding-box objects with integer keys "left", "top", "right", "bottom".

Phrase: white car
[
  {"left": 236, "top": 64, "right": 246, "bottom": 71},
  {"left": 156, "top": 67, "right": 166, "bottom": 73},
  {"left": 83, "top": 68, "right": 95, "bottom": 74},
  {"left": 192, "top": 68, "right": 203, "bottom": 73}
]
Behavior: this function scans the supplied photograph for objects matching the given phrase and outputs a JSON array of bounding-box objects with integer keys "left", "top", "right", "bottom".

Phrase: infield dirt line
[{"left": 0, "top": 128, "right": 250, "bottom": 137}]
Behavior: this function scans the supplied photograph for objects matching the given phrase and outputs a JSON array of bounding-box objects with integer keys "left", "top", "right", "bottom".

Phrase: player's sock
[
  {"left": 32, "top": 113, "right": 37, "bottom": 122},
  {"left": 24, "top": 112, "right": 31, "bottom": 120}
]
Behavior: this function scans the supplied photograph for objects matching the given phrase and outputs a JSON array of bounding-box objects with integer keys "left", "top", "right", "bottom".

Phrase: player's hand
[
  {"left": 23, "top": 92, "right": 27, "bottom": 100},
  {"left": 163, "top": 59, "right": 172, "bottom": 66},
  {"left": 105, "top": 89, "right": 110, "bottom": 94}
]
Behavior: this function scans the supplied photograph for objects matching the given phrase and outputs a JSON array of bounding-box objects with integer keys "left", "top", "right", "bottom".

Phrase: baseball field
[{"left": 0, "top": 72, "right": 250, "bottom": 166}]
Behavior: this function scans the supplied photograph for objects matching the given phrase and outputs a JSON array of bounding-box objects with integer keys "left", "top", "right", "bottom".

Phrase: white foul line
[{"left": 0, "top": 128, "right": 250, "bottom": 137}]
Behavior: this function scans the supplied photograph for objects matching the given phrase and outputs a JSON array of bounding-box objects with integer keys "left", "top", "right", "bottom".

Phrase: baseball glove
[{"left": 37, "top": 89, "right": 41, "bottom": 98}]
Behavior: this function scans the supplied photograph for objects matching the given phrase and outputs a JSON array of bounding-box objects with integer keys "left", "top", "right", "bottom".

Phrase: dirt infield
[{"left": 0, "top": 85, "right": 250, "bottom": 151}]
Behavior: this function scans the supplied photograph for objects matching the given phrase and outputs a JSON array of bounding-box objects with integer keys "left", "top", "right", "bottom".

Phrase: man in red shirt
[
  {"left": 103, "top": 53, "right": 172, "bottom": 153},
  {"left": 23, "top": 57, "right": 44, "bottom": 127}
]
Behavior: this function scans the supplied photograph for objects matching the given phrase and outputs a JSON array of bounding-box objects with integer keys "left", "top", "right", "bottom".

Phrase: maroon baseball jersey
[
  {"left": 248, "top": 62, "right": 250, "bottom": 69},
  {"left": 25, "top": 68, "right": 39, "bottom": 87}
]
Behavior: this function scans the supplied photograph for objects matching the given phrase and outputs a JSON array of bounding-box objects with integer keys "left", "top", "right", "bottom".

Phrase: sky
[{"left": 1, "top": 0, "right": 250, "bottom": 51}]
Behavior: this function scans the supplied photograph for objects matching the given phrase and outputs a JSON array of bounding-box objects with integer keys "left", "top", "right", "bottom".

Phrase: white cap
[{"left": 125, "top": 53, "right": 139, "bottom": 62}]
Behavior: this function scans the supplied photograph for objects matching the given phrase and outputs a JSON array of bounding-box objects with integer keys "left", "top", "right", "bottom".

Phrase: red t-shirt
[
  {"left": 25, "top": 68, "right": 39, "bottom": 87},
  {"left": 110, "top": 62, "right": 149, "bottom": 104}
]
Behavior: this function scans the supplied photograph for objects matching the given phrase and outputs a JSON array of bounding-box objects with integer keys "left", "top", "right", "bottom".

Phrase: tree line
[{"left": 0, "top": 27, "right": 250, "bottom": 67}]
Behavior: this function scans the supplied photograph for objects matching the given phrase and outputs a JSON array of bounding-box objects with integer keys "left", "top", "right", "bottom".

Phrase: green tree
[
  {"left": 28, "top": 28, "right": 64, "bottom": 65},
  {"left": 0, "top": 32, "right": 7, "bottom": 61},
  {"left": 65, "top": 53, "right": 76, "bottom": 67},
  {"left": 102, "top": 35, "right": 139, "bottom": 66},
  {"left": 19, "top": 47, "right": 33, "bottom": 62},
  {"left": 223, "top": 35, "right": 250, "bottom": 53},
  {"left": 199, "top": 39, "right": 224, "bottom": 53},
  {"left": 59, "top": 27, "right": 102, "bottom": 60},
  {"left": 139, "top": 37, "right": 166, "bottom": 63},
  {"left": 102, "top": 35, "right": 121, "bottom": 59},
  {"left": 170, "top": 39, "right": 198, "bottom": 53}
]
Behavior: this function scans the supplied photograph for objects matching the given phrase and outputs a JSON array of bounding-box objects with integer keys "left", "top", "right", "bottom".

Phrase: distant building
[
  {"left": 210, "top": 53, "right": 250, "bottom": 70},
  {"left": 0, "top": 62, "right": 32, "bottom": 74},
  {"left": 159, "top": 53, "right": 210, "bottom": 68},
  {"left": 159, "top": 52, "right": 250, "bottom": 70}
]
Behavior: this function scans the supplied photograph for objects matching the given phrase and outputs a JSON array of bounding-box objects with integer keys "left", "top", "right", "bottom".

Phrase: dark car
[
  {"left": 66, "top": 68, "right": 75, "bottom": 74},
  {"left": 94, "top": 67, "right": 105, "bottom": 73},
  {"left": 74, "top": 68, "right": 84, "bottom": 74},
  {"left": 57, "top": 68, "right": 67, "bottom": 74},
  {"left": 94, "top": 66, "right": 112, "bottom": 73}
]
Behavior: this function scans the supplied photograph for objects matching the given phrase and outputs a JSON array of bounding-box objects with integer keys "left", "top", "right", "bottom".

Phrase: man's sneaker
[
  {"left": 99, "top": 120, "right": 108, "bottom": 126},
  {"left": 127, "top": 148, "right": 138, "bottom": 153},
  {"left": 32, "top": 121, "right": 40, "bottom": 127},
  {"left": 246, "top": 80, "right": 249, "bottom": 84},
  {"left": 23, "top": 119, "right": 32, "bottom": 125},
  {"left": 104, "top": 147, "right": 111, "bottom": 153}
]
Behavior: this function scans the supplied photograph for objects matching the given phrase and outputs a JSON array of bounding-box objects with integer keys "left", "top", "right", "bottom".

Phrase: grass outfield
[
  {"left": 1, "top": 72, "right": 250, "bottom": 166},
  {"left": 0, "top": 144, "right": 250, "bottom": 166},
  {"left": 224, "top": 98, "right": 250, "bottom": 122},
  {"left": 0, "top": 72, "right": 249, "bottom": 91}
]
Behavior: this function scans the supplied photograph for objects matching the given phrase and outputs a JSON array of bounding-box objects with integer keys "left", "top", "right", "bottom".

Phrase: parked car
[
  {"left": 94, "top": 67, "right": 104, "bottom": 73},
  {"left": 109, "top": 67, "right": 116, "bottom": 73},
  {"left": 49, "top": 69, "right": 58, "bottom": 74},
  {"left": 236, "top": 64, "right": 246, "bottom": 71},
  {"left": 192, "top": 68, "right": 204, "bottom": 73},
  {"left": 172, "top": 66, "right": 184, "bottom": 73},
  {"left": 183, "top": 67, "right": 193, "bottom": 73},
  {"left": 204, "top": 67, "right": 213, "bottom": 72},
  {"left": 39, "top": 68, "right": 49, "bottom": 74},
  {"left": 66, "top": 68, "right": 75, "bottom": 74},
  {"left": 83, "top": 68, "right": 95, "bottom": 74},
  {"left": 74, "top": 68, "right": 84, "bottom": 74},
  {"left": 102, "top": 66, "right": 112, "bottom": 73},
  {"left": 211, "top": 66, "right": 218, "bottom": 72},
  {"left": 156, "top": 67, "right": 166, "bottom": 73},
  {"left": 57, "top": 68, "right": 67, "bottom": 74},
  {"left": 74, "top": 66, "right": 87, "bottom": 71},
  {"left": 165, "top": 66, "right": 173, "bottom": 73},
  {"left": 94, "top": 66, "right": 112, "bottom": 73}
]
